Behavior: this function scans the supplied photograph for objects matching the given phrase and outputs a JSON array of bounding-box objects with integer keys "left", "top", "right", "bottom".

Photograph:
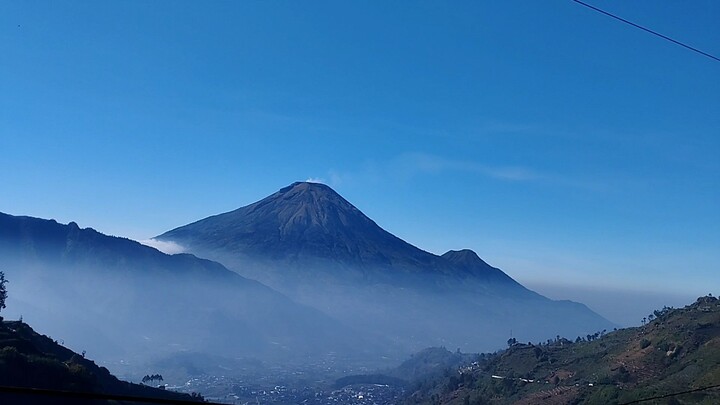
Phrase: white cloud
[
  {"left": 305, "top": 177, "right": 326, "bottom": 184},
  {"left": 138, "top": 238, "right": 186, "bottom": 255}
]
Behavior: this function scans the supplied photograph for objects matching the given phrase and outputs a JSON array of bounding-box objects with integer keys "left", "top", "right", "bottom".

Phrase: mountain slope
[
  {"left": 156, "top": 182, "right": 613, "bottom": 353},
  {"left": 404, "top": 296, "right": 720, "bottom": 404},
  {"left": 0, "top": 212, "right": 378, "bottom": 371}
]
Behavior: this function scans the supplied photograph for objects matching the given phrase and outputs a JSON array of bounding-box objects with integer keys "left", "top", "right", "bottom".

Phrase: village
[{"left": 172, "top": 373, "right": 405, "bottom": 405}]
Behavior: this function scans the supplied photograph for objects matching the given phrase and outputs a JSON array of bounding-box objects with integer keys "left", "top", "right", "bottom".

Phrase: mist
[
  {"left": 525, "top": 282, "right": 698, "bottom": 327},
  {"left": 0, "top": 214, "right": 389, "bottom": 385},
  {"left": 138, "top": 238, "right": 186, "bottom": 255}
]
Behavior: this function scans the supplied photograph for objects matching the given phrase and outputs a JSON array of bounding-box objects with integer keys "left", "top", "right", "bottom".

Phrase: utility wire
[
  {"left": 618, "top": 383, "right": 720, "bottom": 404},
  {"left": 572, "top": 0, "right": 720, "bottom": 63}
]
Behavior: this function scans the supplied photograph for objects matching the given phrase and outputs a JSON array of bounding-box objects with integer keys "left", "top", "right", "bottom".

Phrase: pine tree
[{"left": 0, "top": 271, "right": 8, "bottom": 314}]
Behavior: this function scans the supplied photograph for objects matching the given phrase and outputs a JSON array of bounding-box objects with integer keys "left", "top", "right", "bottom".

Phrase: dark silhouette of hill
[
  {"left": 402, "top": 296, "right": 720, "bottom": 404},
  {"left": 0, "top": 319, "right": 203, "bottom": 404},
  {"left": 157, "top": 182, "right": 613, "bottom": 353},
  {"left": 0, "top": 212, "right": 380, "bottom": 372}
]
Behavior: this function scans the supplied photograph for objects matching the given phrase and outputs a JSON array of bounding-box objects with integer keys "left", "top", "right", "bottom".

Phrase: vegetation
[
  {"left": 387, "top": 347, "right": 479, "bottom": 382},
  {"left": 141, "top": 373, "right": 164, "bottom": 385},
  {"left": 0, "top": 271, "right": 7, "bottom": 316},
  {"left": 402, "top": 296, "right": 720, "bottom": 404},
  {"left": 0, "top": 305, "right": 203, "bottom": 404}
]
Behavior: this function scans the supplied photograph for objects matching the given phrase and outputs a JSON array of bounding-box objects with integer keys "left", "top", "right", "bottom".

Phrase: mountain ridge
[{"left": 0, "top": 211, "right": 383, "bottom": 370}]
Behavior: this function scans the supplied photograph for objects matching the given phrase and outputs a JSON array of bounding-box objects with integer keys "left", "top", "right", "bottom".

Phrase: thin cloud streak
[{"left": 391, "top": 152, "right": 598, "bottom": 189}]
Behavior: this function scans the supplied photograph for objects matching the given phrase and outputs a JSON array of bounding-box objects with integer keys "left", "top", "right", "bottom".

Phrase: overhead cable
[{"left": 572, "top": 0, "right": 720, "bottom": 63}]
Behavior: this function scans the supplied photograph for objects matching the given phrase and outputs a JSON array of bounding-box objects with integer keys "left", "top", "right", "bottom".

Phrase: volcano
[
  {"left": 159, "top": 181, "right": 444, "bottom": 270},
  {"left": 157, "top": 182, "right": 614, "bottom": 352}
]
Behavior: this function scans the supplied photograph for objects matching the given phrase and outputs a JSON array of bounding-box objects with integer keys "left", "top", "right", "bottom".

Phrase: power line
[
  {"left": 572, "top": 0, "right": 720, "bottom": 63},
  {"left": 618, "top": 383, "right": 720, "bottom": 405}
]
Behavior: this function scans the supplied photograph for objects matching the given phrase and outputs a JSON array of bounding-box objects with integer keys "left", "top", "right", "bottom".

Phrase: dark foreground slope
[
  {"left": 0, "top": 319, "right": 202, "bottom": 405},
  {"left": 158, "top": 182, "right": 613, "bottom": 353},
  {"left": 404, "top": 296, "right": 720, "bottom": 405},
  {"left": 0, "top": 212, "right": 379, "bottom": 370}
]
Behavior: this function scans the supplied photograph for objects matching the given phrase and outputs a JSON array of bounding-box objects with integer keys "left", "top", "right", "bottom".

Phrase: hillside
[
  {"left": 403, "top": 296, "right": 720, "bottom": 404},
  {"left": 157, "top": 182, "right": 613, "bottom": 353},
  {"left": 0, "top": 319, "right": 203, "bottom": 404},
  {"left": 335, "top": 347, "right": 476, "bottom": 390}
]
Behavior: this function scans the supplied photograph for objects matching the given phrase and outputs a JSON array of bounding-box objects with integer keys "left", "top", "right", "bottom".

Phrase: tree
[
  {"left": 0, "top": 271, "right": 8, "bottom": 314},
  {"left": 141, "top": 374, "right": 165, "bottom": 385}
]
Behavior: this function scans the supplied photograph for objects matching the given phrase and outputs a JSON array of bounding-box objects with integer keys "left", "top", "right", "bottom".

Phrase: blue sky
[{"left": 1, "top": 1, "right": 718, "bottom": 310}]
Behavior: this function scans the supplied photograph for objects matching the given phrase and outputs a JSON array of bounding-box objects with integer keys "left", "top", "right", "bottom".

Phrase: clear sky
[{"left": 1, "top": 1, "right": 718, "bottom": 305}]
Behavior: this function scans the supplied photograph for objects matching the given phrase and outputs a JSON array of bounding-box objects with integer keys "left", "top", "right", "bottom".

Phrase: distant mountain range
[
  {"left": 157, "top": 181, "right": 614, "bottom": 352},
  {"left": 0, "top": 212, "right": 376, "bottom": 370}
]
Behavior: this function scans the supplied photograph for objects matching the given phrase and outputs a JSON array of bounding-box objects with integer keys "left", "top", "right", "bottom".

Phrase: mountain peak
[
  {"left": 158, "top": 182, "right": 432, "bottom": 266},
  {"left": 442, "top": 249, "right": 490, "bottom": 268},
  {"left": 257, "top": 182, "right": 363, "bottom": 233},
  {"left": 442, "top": 249, "right": 519, "bottom": 284},
  {"left": 279, "top": 181, "right": 334, "bottom": 194}
]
